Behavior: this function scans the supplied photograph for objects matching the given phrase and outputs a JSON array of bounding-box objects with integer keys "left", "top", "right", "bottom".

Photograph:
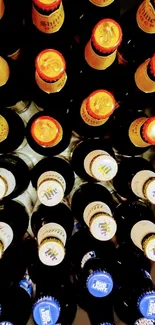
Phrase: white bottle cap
[
  {"left": 0, "top": 176, "right": 7, "bottom": 199},
  {"left": 90, "top": 154, "right": 118, "bottom": 181},
  {"left": 144, "top": 178, "right": 155, "bottom": 204},
  {"left": 37, "top": 179, "right": 64, "bottom": 206},
  {"left": 143, "top": 235, "right": 155, "bottom": 262},
  {"left": 89, "top": 213, "right": 117, "bottom": 241},
  {"left": 38, "top": 238, "right": 65, "bottom": 266}
]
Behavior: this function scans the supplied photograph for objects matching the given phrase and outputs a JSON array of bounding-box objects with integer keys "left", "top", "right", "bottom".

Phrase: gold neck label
[
  {"left": 80, "top": 99, "right": 109, "bottom": 126},
  {"left": 135, "top": 58, "right": 155, "bottom": 93},
  {"left": 84, "top": 40, "right": 116, "bottom": 70},
  {"left": 7, "top": 48, "right": 21, "bottom": 61},
  {"left": 35, "top": 70, "right": 67, "bottom": 94},
  {"left": 117, "top": 51, "right": 128, "bottom": 65},
  {"left": 128, "top": 117, "right": 150, "bottom": 147},
  {"left": 32, "top": 1, "right": 64, "bottom": 34},
  {"left": 0, "top": 0, "right": 5, "bottom": 19},
  {"left": 89, "top": 0, "right": 114, "bottom": 7},
  {"left": 0, "top": 57, "right": 10, "bottom": 87},
  {"left": 136, "top": 0, "right": 155, "bottom": 34}
]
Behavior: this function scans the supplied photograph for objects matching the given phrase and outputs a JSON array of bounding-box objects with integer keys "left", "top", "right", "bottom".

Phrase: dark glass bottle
[
  {"left": 0, "top": 109, "right": 25, "bottom": 154},
  {"left": 26, "top": 111, "right": 71, "bottom": 156},
  {"left": 28, "top": 49, "right": 74, "bottom": 115},
  {"left": 71, "top": 182, "right": 117, "bottom": 241},
  {"left": 114, "top": 200, "right": 155, "bottom": 262},
  {"left": 73, "top": 0, "right": 120, "bottom": 50},
  {"left": 71, "top": 138, "right": 118, "bottom": 182},
  {"left": 31, "top": 156, "right": 75, "bottom": 206},
  {"left": 71, "top": 18, "right": 122, "bottom": 104},
  {"left": 33, "top": 272, "right": 77, "bottom": 325},
  {"left": 113, "top": 157, "right": 155, "bottom": 203},
  {"left": 88, "top": 300, "right": 115, "bottom": 325},
  {"left": 0, "top": 56, "right": 29, "bottom": 110},
  {"left": 114, "top": 269, "right": 155, "bottom": 323},
  {"left": 0, "top": 276, "right": 33, "bottom": 325},
  {"left": 0, "top": 154, "right": 30, "bottom": 200},
  {"left": 0, "top": 0, "right": 23, "bottom": 59},
  {"left": 68, "top": 228, "right": 115, "bottom": 311},
  {"left": 72, "top": 89, "right": 117, "bottom": 138},
  {"left": 31, "top": 202, "right": 74, "bottom": 266},
  {"left": 117, "top": 0, "right": 155, "bottom": 70},
  {"left": 111, "top": 108, "right": 155, "bottom": 156}
]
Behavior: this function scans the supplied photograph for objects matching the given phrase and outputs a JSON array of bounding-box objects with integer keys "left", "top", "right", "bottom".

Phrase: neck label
[
  {"left": 0, "top": 168, "right": 16, "bottom": 198},
  {"left": 85, "top": 41, "right": 116, "bottom": 70},
  {"left": 128, "top": 117, "right": 150, "bottom": 147},
  {"left": 135, "top": 59, "right": 155, "bottom": 93},
  {"left": 32, "top": 1, "right": 64, "bottom": 34},
  {"left": 7, "top": 48, "right": 21, "bottom": 61},
  {"left": 0, "top": 222, "right": 13, "bottom": 251},
  {"left": 0, "top": 0, "right": 4, "bottom": 19},
  {"left": 81, "top": 250, "right": 96, "bottom": 268},
  {"left": 80, "top": 99, "right": 109, "bottom": 126},
  {"left": 38, "top": 223, "right": 67, "bottom": 246},
  {"left": 35, "top": 71, "right": 67, "bottom": 94},
  {"left": 135, "top": 319, "right": 155, "bottom": 325},
  {"left": 19, "top": 277, "right": 33, "bottom": 297},
  {"left": 89, "top": 0, "right": 114, "bottom": 7},
  {"left": 136, "top": 0, "right": 155, "bottom": 34}
]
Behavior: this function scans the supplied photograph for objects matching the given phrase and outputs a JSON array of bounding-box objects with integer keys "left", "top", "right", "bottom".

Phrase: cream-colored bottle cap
[
  {"left": 0, "top": 176, "right": 7, "bottom": 199},
  {"left": 37, "top": 179, "right": 64, "bottom": 206},
  {"left": 90, "top": 154, "right": 118, "bottom": 181},
  {"left": 144, "top": 178, "right": 155, "bottom": 204},
  {"left": 89, "top": 213, "right": 117, "bottom": 241},
  {"left": 38, "top": 238, "right": 65, "bottom": 266},
  {"left": 143, "top": 235, "right": 155, "bottom": 262}
]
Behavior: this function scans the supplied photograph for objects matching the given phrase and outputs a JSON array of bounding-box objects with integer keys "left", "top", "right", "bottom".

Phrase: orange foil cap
[
  {"left": 32, "top": 0, "right": 61, "bottom": 11},
  {"left": 31, "top": 116, "right": 61, "bottom": 146},
  {"left": 150, "top": 54, "right": 155, "bottom": 77},
  {"left": 91, "top": 18, "right": 122, "bottom": 54},
  {"left": 86, "top": 89, "right": 116, "bottom": 119},
  {"left": 35, "top": 49, "right": 66, "bottom": 82},
  {"left": 142, "top": 117, "right": 155, "bottom": 145}
]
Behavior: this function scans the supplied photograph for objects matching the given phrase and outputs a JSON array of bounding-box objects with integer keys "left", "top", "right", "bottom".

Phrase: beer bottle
[
  {"left": 73, "top": 0, "right": 120, "bottom": 49},
  {"left": 71, "top": 138, "right": 118, "bottom": 182},
  {"left": 117, "top": 0, "right": 155, "bottom": 70},
  {"left": 26, "top": 112, "right": 71, "bottom": 156},
  {"left": 25, "top": 0, "right": 73, "bottom": 61},
  {"left": 114, "top": 269, "right": 155, "bottom": 323},
  {"left": 31, "top": 157, "right": 75, "bottom": 206},
  {"left": 31, "top": 202, "right": 74, "bottom": 265},
  {"left": 0, "top": 0, "right": 23, "bottom": 60},
  {"left": 72, "top": 89, "right": 117, "bottom": 138},
  {"left": 71, "top": 182, "right": 117, "bottom": 241},
  {"left": 68, "top": 228, "right": 115, "bottom": 310},
  {"left": 113, "top": 157, "right": 155, "bottom": 203},
  {"left": 0, "top": 154, "right": 30, "bottom": 200},
  {"left": 72, "top": 18, "right": 122, "bottom": 101},
  {"left": 33, "top": 273, "right": 77, "bottom": 325},
  {"left": 0, "top": 276, "right": 33, "bottom": 325},
  {"left": 30, "top": 49, "right": 74, "bottom": 114},
  {"left": 114, "top": 199, "right": 155, "bottom": 262},
  {"left": 111, "top": 108, "right": 155, "bottom": 156},
  {"left": 88, "top": 300, "right": 115, "bottom": 325}
]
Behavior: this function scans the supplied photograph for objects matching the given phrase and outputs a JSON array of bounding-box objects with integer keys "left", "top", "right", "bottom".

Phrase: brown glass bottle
[{"left": 26, "top": 111, "right": 71, "bottom": 156}]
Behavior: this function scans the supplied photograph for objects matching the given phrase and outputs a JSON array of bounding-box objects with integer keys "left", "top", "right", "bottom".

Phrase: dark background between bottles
[{"left": 27, "top": 0, "right": 152, "bottom": 324}]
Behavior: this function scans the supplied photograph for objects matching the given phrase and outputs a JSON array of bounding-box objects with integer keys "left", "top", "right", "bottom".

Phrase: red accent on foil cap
[
  {"left": 150, "top": 54, "right": 155, "bottom": 77},
  {"left": 32, "top": 0, "right": 61, "bottom": 11},
  {"left": 142, "top": 117, "right": 155, "bottom": 145}
]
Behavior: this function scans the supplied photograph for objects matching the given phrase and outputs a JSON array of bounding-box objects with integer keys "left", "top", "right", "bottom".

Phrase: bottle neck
[
  {"left": 135, "top": 58, "right": 155, "bottom": 93},
  {"left": 129, "top": 117, "right": 151, "bottom": 148},
  {"left": 85, "top": 39, "right": 117, "bottom": 70},
  {"left": 136, "top": 0, "right": 155, "bottom": 34},
  {"left": 89, "top": 0, "right": 115, "bottom": 7},
  {"left": 0, "top": 0, "right": 5, "bottom": 20},
  {"left": 35, "top": 70, "right": 67, "bottom": 94},
  {"left": 80, "top": 99, "right": 109, "bottom": 127}
]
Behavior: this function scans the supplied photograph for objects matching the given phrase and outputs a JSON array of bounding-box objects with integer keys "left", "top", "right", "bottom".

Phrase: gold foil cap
[
  {"left": 0, "top": 57, "right": 10, "bottom": 86},
  {"left": 143, "top": 234, "right": 155, "bottom": 261},
  {"left": 143, "top": 177, "right": 155, "bottom": 204}
]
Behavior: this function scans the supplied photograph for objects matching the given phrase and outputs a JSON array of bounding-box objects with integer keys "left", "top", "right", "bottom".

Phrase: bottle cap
[
  {"left": 91, "top": 19, "right": 122, "bottom": 54},
  {"left": 33, "top": 296, "right": 60, "bottom": 325},
  {"left": 33, "top": 0, "right": 61, "bottom": 11},
  {"left": 134, "top": 318, "right": 155, "bottom": 325},
  {"left": 86, "top": 270, "right": 113, "bottom": 297},
  {"left": 35, "top": 49, "right": 66, "bottom": 82},
  {"left": 38, "top": 238, "right": 65, "bottom": 266},
  {"left": 0, "top": 323, "right": 14, "bottom": 325},
  {"left": 0, "top": 56, "right": 10, "bottom": 86},
  {"left": 90, "top": 154, "right": 118, "bottom": 181},
  {"left": 86, "top": 90, "right": 116, "bottom": 119},
  {"left": 138, "top": 292, "right": 155, "bottom": 319},
  {"left": 89, "top": 213, "right": 117, "bottom": 241},
  {"left": 150, "top": 54, "right": 155, "bottom": 77},
  {"left": 142, "top": 117, "right": 155, "bottom": 145},
  {"left": 143, "top": 235, "right": 155, "bottom": 261},
  {"left": 31, "top": 116, "right": 62, "bottom": 147},
  {"left": 37, "top": 179, "right": 64, "bottom": 206},
  {"left": 0, "top": 176, "right": 8, "bottom": 199},
  {"left": 0, "top": 116, "right": 9, "bottom": 143},
  {"left": 143, "top": 178, "right": 155, "bottom": 204}
]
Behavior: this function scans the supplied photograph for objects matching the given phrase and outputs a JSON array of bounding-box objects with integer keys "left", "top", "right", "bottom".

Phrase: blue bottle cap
[
  {"left": 138, "top": 292, "right": 155, "bottom": 319},
  {"left": 33, "top": 296, "right": 60, "bottom": 325},
  {"left": 19, "top": 277, "right": 33, "bottom": 297},
  {"left": 86, "top": 270, "right": 113, "bottom": 298}
]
